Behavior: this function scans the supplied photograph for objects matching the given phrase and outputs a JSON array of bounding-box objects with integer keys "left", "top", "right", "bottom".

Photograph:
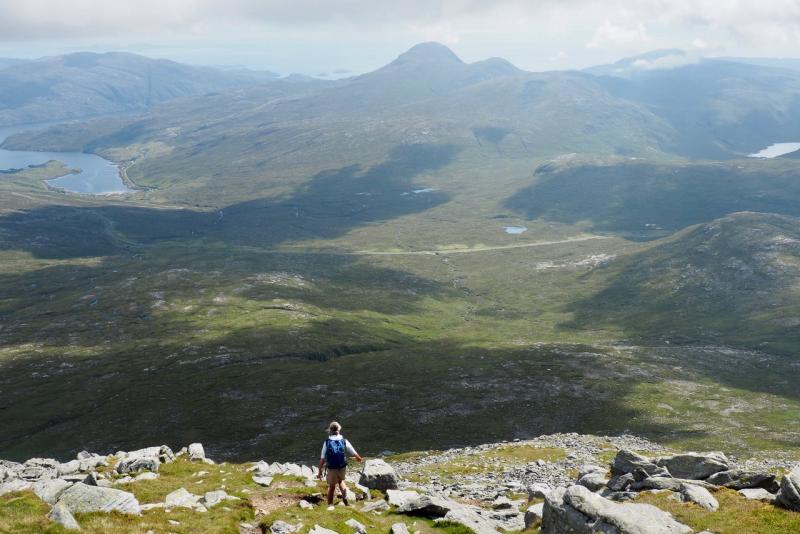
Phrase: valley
[{"left": 1, "top": 43, "right": 800, "bottom": 471}]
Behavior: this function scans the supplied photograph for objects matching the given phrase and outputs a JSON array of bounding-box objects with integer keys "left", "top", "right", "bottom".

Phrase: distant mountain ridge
[{"left": 0, "top": 51, "right": 279, "bottom": 126}]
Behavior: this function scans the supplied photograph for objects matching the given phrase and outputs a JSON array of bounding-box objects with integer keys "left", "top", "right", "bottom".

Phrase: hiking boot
[{"left": 342, "top": 489, "right": 349, "bottom": 506}]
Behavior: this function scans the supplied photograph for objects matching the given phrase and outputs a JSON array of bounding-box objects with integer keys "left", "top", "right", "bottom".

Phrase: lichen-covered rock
[
  {"left": 387, "top": 489, "right": 419, "bottom": 507},
  {"left": 542, "top": 485, "right": 692, "bottom": 534},
  {"left": 390, "top": 523, "right": 410, "bottom": 534},
  {"left": 188, "top": 443, "right": 206, "bottom": 462},
  {"left": 165, "top": 487, "right": 202, "bottom": 509},
  {"left": 358, "top": 459, "right": 398, "bottom": 491},
  {"left": 396, "top": 494, "right": 453, "bottom": 516},
  {"left": 57, "top": 483, "right": 141, "bottom": 515},
  {"left": 739, "top": 488, "right": 777, "bottom": 502},
  {"left": 577, "top": 471, "right": 608, "bottom": 492}
]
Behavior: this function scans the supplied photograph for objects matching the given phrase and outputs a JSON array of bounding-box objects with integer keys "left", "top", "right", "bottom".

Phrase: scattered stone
[
  {"left": 542, "top": 485, "right": 692, "bottom": 534},
  {"left": 739, "top": 488, "right": 777, "bottom": 502},
  {"left": 777, "top": 465, "right": 800, "bottom": 512},
  {"left": 57, "top": 483, "right": 141, "bottom": 515},
  {"left": 168, "top": 519, "right": 181, "bottom": 526},
  {"left": 252, "top": 475, "right": 273, "bottom": 487},
  {"left": 655, "top": 452, "right": 729, "bottom": 480},
  {"left": 524, "top": 502, "right": 545, "bottom": 528},
  {"left": 679, "top": 483, "right": 719, "bottom": 511},
  {"left": 491, "top": 495, "right": 514, "bottom": 510},
  {"left": 345, "top": 518, "right": 367, "bottom": 533},
  {"left": 203, "top": 490, "right": 230, "bottom": 508},
  {"left": 134, "top": 472, "right": 159, "bottom": 482},
  {"left": 269, "top": 520, "right": 299, "bottom": 534},
  {"left": 361, "top": 499, "right": 390, "bottom": 513},
  {"left": 48, "top": 500, "right": 81, "bottom": 531},
  {"left": 359, "top": 459, "right": 398, "bottom": 491},
  {"left": 140, "top": 503, "right": 165, "bottom": 511},
  {"left": 299, "top": 499, "right": 314, "bottom": 510},
  {"left": 390, "top": 523, "right": 410, "bottom": 534},
  {"left": 441, "top": 504, "right": 503, "bottom": 533},
  {"left": 165, "top": 487, "right": 202, "bottom": 509},
  {"left": 387, "top": 489, "right": 420, "bottom": 508},
  {"left": 354, "top": 482, "right": 371, "bottom": 500},
  {"left": 396, "top": 495, "right": 453, "bottom": 517},
  {"left": 188, "top": 443, "right": 206, "bottom": 462},
  {"left": 309, "top": 525, "right": 339, "bottom": 534}
]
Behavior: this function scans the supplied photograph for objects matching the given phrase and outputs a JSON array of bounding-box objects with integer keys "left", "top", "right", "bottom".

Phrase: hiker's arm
[
  {"left": 317, "top": 457, "right": 325, "bottom": 478},
  {"left": 347, "top": 440, "right": 363, "bottom": 462}
]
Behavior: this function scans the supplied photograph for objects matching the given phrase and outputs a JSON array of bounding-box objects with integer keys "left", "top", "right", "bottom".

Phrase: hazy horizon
[{"left": 1, "top": 0, "right": 800, "bottom": 76}]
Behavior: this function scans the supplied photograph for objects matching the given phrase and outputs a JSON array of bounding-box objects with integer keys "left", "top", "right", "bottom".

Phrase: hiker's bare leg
[
  {"left": 338, "top": 480, "right": 349, "bottom": 504},
  {"left": 327, "top": 483, "right": 336, "bottom": 505}
]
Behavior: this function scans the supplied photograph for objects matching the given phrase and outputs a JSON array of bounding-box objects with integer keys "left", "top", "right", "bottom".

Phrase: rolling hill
[{"left": 567, "top": 211, "right": 800, "bottom": 353}]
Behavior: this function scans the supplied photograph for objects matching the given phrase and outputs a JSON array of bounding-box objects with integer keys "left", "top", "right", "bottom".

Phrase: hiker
[{"left": 318, "top": 421, "right": 362, "bottom": 510}]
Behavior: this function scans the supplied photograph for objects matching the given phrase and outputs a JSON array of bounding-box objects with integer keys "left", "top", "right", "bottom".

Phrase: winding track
[{"left": 348, "top": 235, "right": 609, "bottom": 256}]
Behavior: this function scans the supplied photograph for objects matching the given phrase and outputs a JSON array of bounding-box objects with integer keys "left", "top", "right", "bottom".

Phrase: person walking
[{"left": 318, "top": 421, "right": 362, "bottom": 510}]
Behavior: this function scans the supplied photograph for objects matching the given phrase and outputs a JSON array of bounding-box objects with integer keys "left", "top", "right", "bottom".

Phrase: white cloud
[
  {"left": 586, "top": 20, "right": 650, "bottom": 49},
  {"left": 631, "top": 53, "right": 699, "bottom": 70}
]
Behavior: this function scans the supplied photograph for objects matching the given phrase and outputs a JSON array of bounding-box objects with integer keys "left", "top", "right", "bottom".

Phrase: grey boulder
[
  {"left": 48, "top": 501, "right": 81, "bottom": 531},
  {"left": 33, "top": 478, "right": 73, "bottom": 505},
  {"left": 679, "top": 483, "right": 719, "bottom": 511},
  {"left": 0, "top": 479, "right": 33, "bottom": 496},
  {"left": 777, "top": 465, "right": 800, "bottom": 512},
  {"left": 116, "top": 456, "right": 160, "bottom": 475},
  {"left": 387, "top": 489, "right": 420, "bottom": 508},
  {"left": 345, "top": 518, "right": 367, "bottom": 534},
  {"left": 57, "top": 483, "right": 141, "bottom": 515},
  {"left": 706, "top": 469, "right": 778, "bottom": 491},
  {"left": 542, "top": 485, "right": 692, "bottom": 534},
  {"left": 611, "top": 450, "right": 660, "bottom": 477},
  {"left": 396, "top": 494, "right": 453, "bottom": 516},
  {"left": 358, "top": 459, "right": 398, "bottom": 491},
  {"left": 655, "top": 452, "right": 729, "bottom": 480},
  {"left": 524, "top": 502, "right": 545, "bottom": 529},
  {"left": 739, "top": 488, "right": 777, "bottom": 503},
  {"left": 309, "top": 525, "right": 339, "bottom": 534},
  {"left": 390, "top": 523, "right": 410, "bottom": 534},
  {"left": 577, "top": 471, "right": 609, "bottom": 492},
  {"left": 188, "top": 443, "right": 206, "bottom": 462}
]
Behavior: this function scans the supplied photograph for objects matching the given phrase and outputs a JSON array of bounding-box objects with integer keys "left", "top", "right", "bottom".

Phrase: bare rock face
[
  {"left": 358, "top": 459, "right": 398, "bottom": 491},
  {"left": 707, "top": 469, "right": 778, "bottom": 491},
  {"left": 542, "top": 485, "right": 692, "bottom": 534},
  {"left": 188, "top": 443, "right": 206, "bottom": 462}
]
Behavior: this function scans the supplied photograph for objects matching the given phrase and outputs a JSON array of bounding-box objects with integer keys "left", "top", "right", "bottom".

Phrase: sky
[{"left": 1, "top": 0, "right": 799, "bottom": 75}]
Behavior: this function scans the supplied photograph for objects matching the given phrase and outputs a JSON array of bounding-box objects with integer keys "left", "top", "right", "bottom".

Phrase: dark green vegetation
[{"left": 1, "top": 43, "right": 800, "bottom": 463}]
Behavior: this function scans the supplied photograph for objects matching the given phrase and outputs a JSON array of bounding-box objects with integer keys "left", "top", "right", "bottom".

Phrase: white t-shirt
[{"left": 321, "top": 435, "right": 358, "bottom": 460}]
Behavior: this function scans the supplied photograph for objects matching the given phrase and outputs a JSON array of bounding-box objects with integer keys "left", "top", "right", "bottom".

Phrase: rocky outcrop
[
  {"left": 611, "top": 450, "right": 661, "bottom": 477},
  {"left": 359, "top": 459, "right": 398, "bottom": 491},
  {"left": 542, "top": 485, "right": 692, "bottom": 534},
  {"left": 707, "top": 469, "right": 778, "bottom": 491}
]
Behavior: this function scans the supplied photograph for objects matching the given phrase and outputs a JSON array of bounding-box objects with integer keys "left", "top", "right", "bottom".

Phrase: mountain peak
[{"left": 390, "top": 42, "right": 464, "bottom": 67}]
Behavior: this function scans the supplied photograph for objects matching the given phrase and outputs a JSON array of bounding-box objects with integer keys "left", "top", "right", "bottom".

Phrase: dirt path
[{"left": 348, "top": 235, "right": 610, "bottom": 256}]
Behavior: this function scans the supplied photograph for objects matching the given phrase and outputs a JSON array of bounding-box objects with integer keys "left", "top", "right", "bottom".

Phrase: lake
[
  {"left": 504, "top": 226, "right": 528, "bottom": 234},
  {"left": 0, "top": 123, "right": 130, "bottom": 194},
  {"left": 748, "top": 142, "right": 800, "bottom": 159}
]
